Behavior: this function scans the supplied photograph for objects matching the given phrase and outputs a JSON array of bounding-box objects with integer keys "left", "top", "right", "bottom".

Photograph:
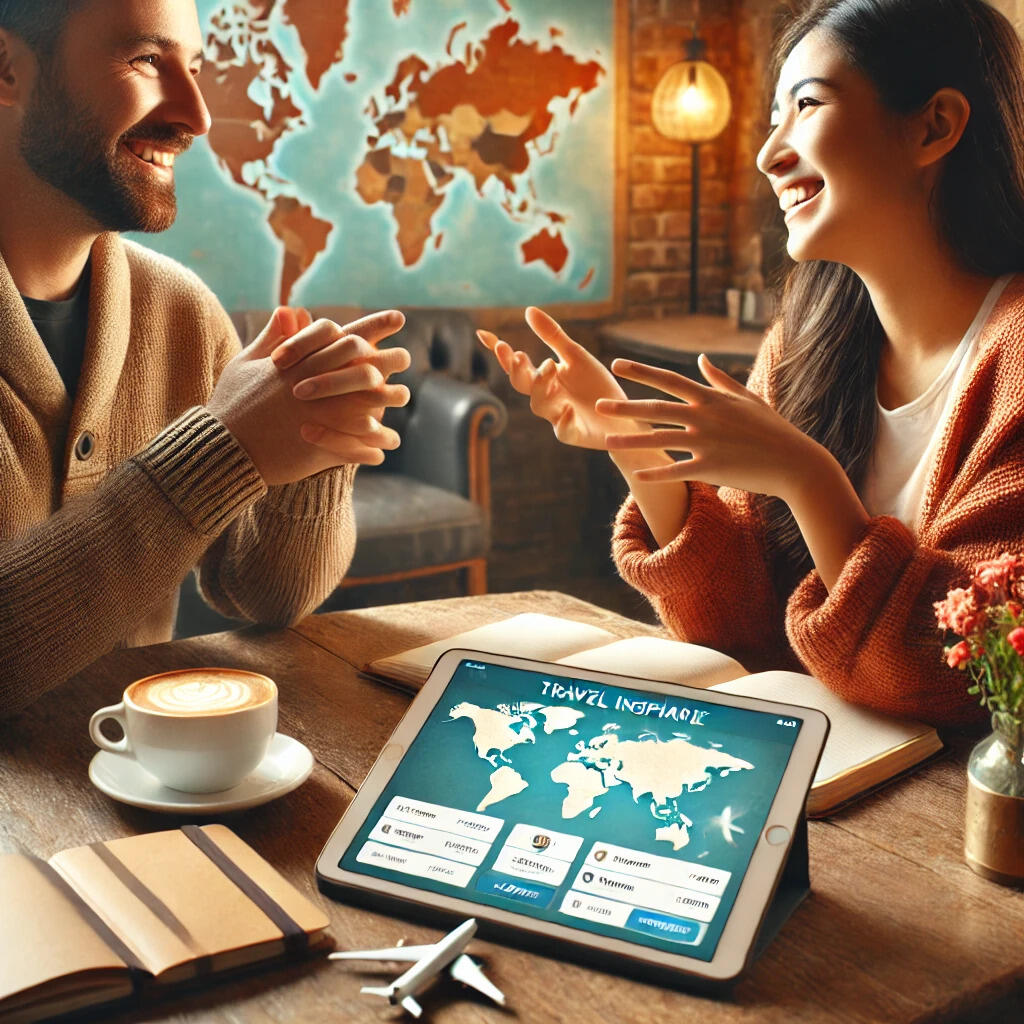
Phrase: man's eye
[{"left": 133, "top": 54, "right": 159, "bottom": 68}]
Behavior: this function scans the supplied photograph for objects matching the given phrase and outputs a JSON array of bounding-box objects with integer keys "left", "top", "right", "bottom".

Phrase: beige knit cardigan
[
  {"left": 0, "top": 234, "right": 356, "bottom": 715},
  {"left": 614, "top": 275, "right": 1024, "bottom": 727}
]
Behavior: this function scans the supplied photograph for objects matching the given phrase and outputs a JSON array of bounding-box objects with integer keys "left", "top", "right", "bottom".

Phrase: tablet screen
[{"left": 336, "top": 658, "right": 804, "bottom": 963}]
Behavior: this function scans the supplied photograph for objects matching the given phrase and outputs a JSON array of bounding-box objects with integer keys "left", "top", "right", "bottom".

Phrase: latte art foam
[{"left": 128, "top": 670, "right": 274, "bottom": 716}]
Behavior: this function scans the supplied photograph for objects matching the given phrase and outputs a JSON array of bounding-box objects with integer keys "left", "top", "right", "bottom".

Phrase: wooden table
[{"left": 2, "top": 591, "right": 1022, "bottom": 1023}]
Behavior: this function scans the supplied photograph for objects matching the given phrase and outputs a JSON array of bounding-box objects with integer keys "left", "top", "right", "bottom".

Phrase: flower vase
[{"left": 964, "top": 714, "right": 1024, "bottom": 886}]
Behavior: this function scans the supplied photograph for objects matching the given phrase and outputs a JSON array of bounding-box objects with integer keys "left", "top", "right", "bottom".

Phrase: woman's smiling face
[{"left": 757, "top": 27, "right": 922, "bottom": 270}]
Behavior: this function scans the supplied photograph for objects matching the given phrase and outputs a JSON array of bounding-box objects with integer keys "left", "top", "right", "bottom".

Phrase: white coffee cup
[{"left": 89, "top": 668, "right": 278, "bottom": 793}]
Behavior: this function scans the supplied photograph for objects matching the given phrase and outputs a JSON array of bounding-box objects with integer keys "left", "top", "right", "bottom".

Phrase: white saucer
[{"left": 88, "top": 733, "right": 314, "bottom": 813}]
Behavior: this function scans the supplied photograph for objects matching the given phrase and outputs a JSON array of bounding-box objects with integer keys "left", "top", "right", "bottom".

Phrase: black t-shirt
[{"left": 21, "top": 262, "right": 91, "bottom": 401}]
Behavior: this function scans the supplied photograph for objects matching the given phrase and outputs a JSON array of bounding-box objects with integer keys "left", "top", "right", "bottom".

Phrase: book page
[
  {"left": 49, "top": 827, "right": 328, "bottom": 980},
  {"left": 557, "top": 635, "right": 748, "bottom": 687},
  {"left": 367, "top": 613, "right": 618, "bottom": 688},
  {"left": 711, "top": 670, "right": 938, "bottom": 785},
  {"left": 0, "top": 854, "right": 131, "bottom": 1014}
]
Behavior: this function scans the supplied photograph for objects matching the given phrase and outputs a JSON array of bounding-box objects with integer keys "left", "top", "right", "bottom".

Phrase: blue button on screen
[
  {"left": 476, "top": 872, "right": 556, "bottom": 908},
  {"left": 626, "top": 908, "right": 702, "bottom": 944}
]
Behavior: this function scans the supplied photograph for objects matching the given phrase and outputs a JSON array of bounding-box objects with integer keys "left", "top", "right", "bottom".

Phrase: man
[{"left": 0, "top": 0, "right": 411, "bottom": 713}]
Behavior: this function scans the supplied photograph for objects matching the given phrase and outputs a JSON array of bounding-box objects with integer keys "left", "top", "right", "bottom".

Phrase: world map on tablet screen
[
  {"left": 340, "top": 659, "right": 803, "bottom": 962},
  {"left": 450, "top": 692, "right": 754, "bottom": 853}
]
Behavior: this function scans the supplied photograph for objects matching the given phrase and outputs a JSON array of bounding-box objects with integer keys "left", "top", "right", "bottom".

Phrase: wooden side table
[{"left": 598, "top": 314, "right": 764, "bottom": 383}]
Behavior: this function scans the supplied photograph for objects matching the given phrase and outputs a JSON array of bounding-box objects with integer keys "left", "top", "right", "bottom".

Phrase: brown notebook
[
  {"left": 364, "top": 612, "right": 943, "bottom": 817},
  {"left": 0, "top": 825, "right": 330, "bottom": 1023}
]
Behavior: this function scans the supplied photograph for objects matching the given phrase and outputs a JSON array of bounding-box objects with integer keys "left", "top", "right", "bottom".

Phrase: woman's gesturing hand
[
  {"left": 477, "top": 307, "right": 641, "bottom": 450},
  {"left": 601, "top": 353, "right": 823, "bottom": 502}
]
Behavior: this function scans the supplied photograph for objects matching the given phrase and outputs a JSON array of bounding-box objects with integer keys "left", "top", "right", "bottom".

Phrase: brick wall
[
  {"left": 626, "top": 0, "right": 785, "bottom": 318},
  {"left": 625, "top": 0, "right": 1024, "bottom": 319}
]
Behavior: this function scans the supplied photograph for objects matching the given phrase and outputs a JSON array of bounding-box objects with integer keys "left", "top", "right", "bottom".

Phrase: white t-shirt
[{"left": 860, "top": 274, "right": 1013, "bottom": 532}]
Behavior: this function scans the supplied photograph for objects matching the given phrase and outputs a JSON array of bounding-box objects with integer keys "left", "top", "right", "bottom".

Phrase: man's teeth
[
  {"left": 126, "top": 141, "right": 175, "bottom": 167},
  {"left": 780, "top": 182, "right": 822, "bottom": 212}
]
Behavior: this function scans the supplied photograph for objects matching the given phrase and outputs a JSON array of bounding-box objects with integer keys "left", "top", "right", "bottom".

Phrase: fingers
[
  {"left": 606, "top": 428, "right": 691, "bottom": 451},
  {"left": 295, "top": 334, "right": 410, "bottom": 380},
  {"left": 337, "top": 309, "right": 406, "bottom": 346},
  {"left": 509, "top": 350, "right": 539, "bottom": 395},
  {"left": 698, "top": 353, "right": 754, "bottom": 398},
  {"left": 300, "top": 421, "right": 399, "bottom": 466},
  {"left": 477, "top": 329, "right": 520, "bottom": 380},
  {"left": 596, "top": 398, "right": 689, "bottom": 424},
  {"left": 270, "top": 317, "right": 345, "bottom": 368},
  {"left": 248, "top": 306, "right": 303, "bottom": 359},
  {"left": 631, "top": 459, "right": 699, "bottom": 484},
  {"left": 611, "top": 358, "right": 708, "bottom": 400},
  {"left": 524, "top": 306, "right": 583, "bottom": 365},
  {"left": 271, "top": 310, "right": 404, "bottom": 369},
  {"left": 293, "top": 362, "right": 384, "bottom": 399}
]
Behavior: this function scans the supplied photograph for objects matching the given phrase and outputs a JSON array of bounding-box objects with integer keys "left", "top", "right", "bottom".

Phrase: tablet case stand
[{"left": 751, "top": 814, "right": 810, "bottom": 963}]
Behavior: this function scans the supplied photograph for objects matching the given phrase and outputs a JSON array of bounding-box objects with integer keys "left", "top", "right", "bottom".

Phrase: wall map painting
[{"left": 133, "top": 0, "right": 623, "bottom": 314}]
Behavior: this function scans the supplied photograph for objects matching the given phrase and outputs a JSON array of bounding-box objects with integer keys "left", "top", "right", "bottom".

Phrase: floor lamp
[{"left": 651, "top": 31, "right": 731, "bottom": 313}]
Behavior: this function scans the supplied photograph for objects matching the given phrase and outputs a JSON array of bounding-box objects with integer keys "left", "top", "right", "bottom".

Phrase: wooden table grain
[{"left": 2, "top": 591, "right": 1022, "bottom": 1023}]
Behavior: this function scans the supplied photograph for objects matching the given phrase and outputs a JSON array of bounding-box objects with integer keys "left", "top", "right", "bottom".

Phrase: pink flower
[
  {"left": 1009, "top": 627, "right": 1024, "bottom": 658},
  {"left": 934, "top": 587, "right": 984, "bottom": 636},
  {"left": 973, "top": 553, "right": 1024, "bottom": 597},
  {"left": 946, "top": 640, "right": 973, "bottom": 669}
]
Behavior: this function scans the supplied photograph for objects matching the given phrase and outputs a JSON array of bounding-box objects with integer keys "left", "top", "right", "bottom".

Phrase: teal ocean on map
[
  {"left": 130, "top": 0, "right": 616, "bottom": 311},
  {"left": 341, "top": 659, "right": 802, "bottom": 961}
]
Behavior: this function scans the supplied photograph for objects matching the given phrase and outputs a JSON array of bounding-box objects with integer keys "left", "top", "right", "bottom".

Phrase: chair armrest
[{"left": 388, "top": 375, "right": 508, "bottom": 502}]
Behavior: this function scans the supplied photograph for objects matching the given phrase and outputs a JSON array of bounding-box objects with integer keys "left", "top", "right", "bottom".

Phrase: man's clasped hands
[{"left": 206, "top": 307, "right": 411, "bottom": 486}]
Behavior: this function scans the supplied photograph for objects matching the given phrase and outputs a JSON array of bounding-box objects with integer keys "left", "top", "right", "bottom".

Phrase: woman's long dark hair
[{"left": 763, "top": 0, "right": 1024, "bottom": 591}]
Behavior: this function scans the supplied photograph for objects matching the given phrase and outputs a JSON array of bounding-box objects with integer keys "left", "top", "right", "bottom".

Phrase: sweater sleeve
[
  {"left": 786, "top": 466, "right": 1024, "bottom": 728},
  {"left": 191, "top": 301, "right": 358, "bottom": 626},
  {"left": 0, "top": 409, "right": 266, "bottom": 716},
  {"left": 611, "top": 328, "right": 793, "bottom": 672}
]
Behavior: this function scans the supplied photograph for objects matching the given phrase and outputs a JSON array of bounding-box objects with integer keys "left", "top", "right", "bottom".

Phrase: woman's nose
[{"left": 756, "top": 130, "right": 798, "bottom": 178}]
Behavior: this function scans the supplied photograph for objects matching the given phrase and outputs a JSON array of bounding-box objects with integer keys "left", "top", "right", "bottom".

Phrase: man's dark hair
[{"left": 0, "top": 1, "right": 79, "bottom": 61}]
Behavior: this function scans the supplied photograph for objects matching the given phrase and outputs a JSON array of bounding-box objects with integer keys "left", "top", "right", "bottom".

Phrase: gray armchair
[{"left": 321, "top": 307, "right": 508, "bottom": 594}]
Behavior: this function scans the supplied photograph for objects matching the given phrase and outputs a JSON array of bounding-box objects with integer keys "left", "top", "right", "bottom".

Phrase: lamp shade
[{"left": 651, "top": 59, "right": 731, "bottom": 142}]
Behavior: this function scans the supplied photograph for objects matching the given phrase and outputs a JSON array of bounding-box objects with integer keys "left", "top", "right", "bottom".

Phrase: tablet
[{"left": 317, "top": 650, "right": 828, "bottom": 987}]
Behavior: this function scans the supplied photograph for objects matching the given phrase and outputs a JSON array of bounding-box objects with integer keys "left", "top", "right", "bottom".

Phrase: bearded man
[{"left": 0, "top": 0, "right": 411, "bottom": 714}]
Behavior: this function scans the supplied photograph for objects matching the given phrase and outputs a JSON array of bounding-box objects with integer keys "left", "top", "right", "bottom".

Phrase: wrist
[{"left": 608, "top": 448, "right": 674, "bottom": 477}]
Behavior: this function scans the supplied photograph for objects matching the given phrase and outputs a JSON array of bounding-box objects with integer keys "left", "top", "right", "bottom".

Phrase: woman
[{"left": 478, "top": 0, "right": 1024, "bottom": 726}]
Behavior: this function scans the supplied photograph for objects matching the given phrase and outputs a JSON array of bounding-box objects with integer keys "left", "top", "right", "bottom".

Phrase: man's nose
[{"left": 164, "top": 66, "right": 212, "bottom": 138}]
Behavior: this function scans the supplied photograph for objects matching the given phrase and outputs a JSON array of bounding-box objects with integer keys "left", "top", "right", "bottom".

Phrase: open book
[
  {"left": 365, "top": 613, "right": 943, "bottom": 817},
  {"left": 0, "top": 824, "right": 330, "bottom": 1023}
]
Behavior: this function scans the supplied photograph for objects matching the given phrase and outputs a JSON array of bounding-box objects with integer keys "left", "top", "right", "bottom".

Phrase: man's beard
[{"left": 19, "top": 68, "right": 191, "bottom": 233}]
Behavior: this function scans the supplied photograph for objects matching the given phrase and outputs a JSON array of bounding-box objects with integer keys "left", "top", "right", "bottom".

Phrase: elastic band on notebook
[
  {"left": 30, "top": 859, "right": 148, "bottom": 983},
  {"left": 88, "top": 841, "right": 211, "bottom": 972},
  {"left": 180, "top": 825, "right": 308, "bottom": 956}
]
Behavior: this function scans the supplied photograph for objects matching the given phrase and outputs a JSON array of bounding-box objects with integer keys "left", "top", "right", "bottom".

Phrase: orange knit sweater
[
  {"left": 613, "top": 275, "right": 1024, "bottom": 728},
  {"left": 0, "top": 235, "right": 356, "bottom": 716}
]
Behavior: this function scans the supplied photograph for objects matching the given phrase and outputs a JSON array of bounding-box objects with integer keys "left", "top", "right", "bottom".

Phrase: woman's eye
[{"left": 796, "top": 96, "right": 820, "bottom": 111}]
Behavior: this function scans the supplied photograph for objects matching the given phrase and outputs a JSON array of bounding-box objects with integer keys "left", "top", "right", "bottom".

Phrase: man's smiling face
[{"left": 18, "top": 0, "right": 211, "bottom": 233}]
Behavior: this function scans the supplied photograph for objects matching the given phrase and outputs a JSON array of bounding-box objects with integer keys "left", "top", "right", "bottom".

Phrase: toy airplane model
[{"left": 328, "top": 917, "right": 505, "bottom": 1018}]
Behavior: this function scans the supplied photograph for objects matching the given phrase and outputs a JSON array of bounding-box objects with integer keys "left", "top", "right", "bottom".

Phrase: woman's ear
[{"left": 914, "top": 87, "right": 971, "bottom": 168}]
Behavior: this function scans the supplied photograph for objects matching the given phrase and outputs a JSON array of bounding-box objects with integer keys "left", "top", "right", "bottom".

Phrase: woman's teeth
[{"left": 780, "top": 181, "right": 823, "bottom": 212}]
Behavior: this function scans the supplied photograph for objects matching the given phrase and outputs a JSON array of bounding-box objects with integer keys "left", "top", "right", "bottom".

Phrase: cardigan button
[{"left": 73, "top": 430, "right": 95, "bottom": 461}]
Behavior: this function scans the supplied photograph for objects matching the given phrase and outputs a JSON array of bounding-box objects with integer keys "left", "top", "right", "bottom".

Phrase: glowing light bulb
[{"left": 680, "top": 83, "right": 709, "bottom": 116}]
